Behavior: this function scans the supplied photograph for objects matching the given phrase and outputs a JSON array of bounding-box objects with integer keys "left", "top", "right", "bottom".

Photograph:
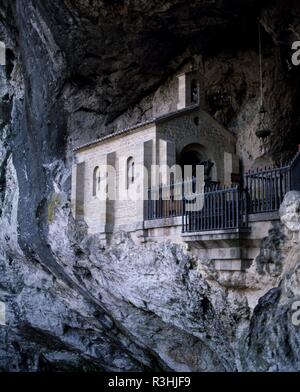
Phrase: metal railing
[
  {"left": 182, "top": 186, "right": 249, "bottom": 233},
  {"left": 245, "top": 151, "right": 300, "bottom": 214},
  {"left": 145, "top": 152, "right": 300, "bottom": 232},
  {"left": 146, "top": 179, "right": 220, "bottom": 221},
  {"left": 245, "top": 165, "right": 291, "bottom": 213}
]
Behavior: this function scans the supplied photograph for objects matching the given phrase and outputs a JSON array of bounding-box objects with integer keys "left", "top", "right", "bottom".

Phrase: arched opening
[
  {"left": 127, "top": 157, "right": 135, "bottom": 188},
  {"left": 93, "top": 166, "right": 101, "bottom": 196},
  {"left": 180, "top": 144, "right": 204, "bottom": 179},
  {"left": 179, "top": 144, "right": 215, "bottom": 185}
]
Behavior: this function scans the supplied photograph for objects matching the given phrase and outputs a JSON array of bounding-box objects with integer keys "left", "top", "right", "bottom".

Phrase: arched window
[
  {"left": 191, "top": 79, "right": 198, "bottom": 104},
  {"left": 93, "top": 166, "right": 101, "bottom": 196},
  {"left": 127, "top": 157, "right": 135, "bottom": 188}
]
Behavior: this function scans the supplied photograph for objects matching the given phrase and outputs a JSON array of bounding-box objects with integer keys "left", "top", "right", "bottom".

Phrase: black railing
[
  {"left": 290, "top": 151, "right": 300, "bottom": 192},
  {"left": 147, "top": 181, "right": 183, "bottom": 220},
  {"left": 245, "top": 151, "right": 300, "bottom": 214},
  {"left": 146, "top": 179, "right": 220, "bottom": 221},
  {"left": 145, "top": 152, "right": 300, "bottom": 232},
  {"left": 182, "top": 186, "right": 249, "bottom": 233},
  {"left": 245, "top": 165, "right": 291, "bottom": 214}
]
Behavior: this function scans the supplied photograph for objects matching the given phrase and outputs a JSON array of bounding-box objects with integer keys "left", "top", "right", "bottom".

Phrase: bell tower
[{"left": 177, "top": 70, "right": 199, "bottom": 110}]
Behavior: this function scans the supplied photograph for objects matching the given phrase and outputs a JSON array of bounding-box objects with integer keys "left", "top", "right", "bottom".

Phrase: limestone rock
[
  {"left": 279, "top": 191, "right": 300, "bottom": 232},
  {"left": 1, "top": 0, "right": 300, "bottom": 372}
]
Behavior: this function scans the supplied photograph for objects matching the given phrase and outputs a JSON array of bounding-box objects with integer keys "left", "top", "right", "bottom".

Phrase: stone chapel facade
[
  {"left": 71, "top": 70, "right": 300, "bottom": 273},
  {"left": 71, "top": 71, "right": 240, "bottom": 239}
]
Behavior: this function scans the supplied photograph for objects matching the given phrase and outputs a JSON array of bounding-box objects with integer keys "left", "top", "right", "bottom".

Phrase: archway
[{"left": 179, "top": 144, "right": 212, "bottom": 179}]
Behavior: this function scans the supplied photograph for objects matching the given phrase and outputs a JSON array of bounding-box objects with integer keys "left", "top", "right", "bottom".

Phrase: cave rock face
[
  {"left": 280, "top": 191, "right": 300, "bottom": 233},
  {"left": 1, "top": 0, "right": 300, "bottom": 371}
]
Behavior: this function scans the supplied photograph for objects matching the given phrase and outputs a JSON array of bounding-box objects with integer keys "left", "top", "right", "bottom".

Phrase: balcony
[{"left": 145, "top": 151, "right": 300, "bottom": 235}]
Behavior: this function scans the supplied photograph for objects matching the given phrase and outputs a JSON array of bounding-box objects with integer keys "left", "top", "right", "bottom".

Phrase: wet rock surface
[{"left": 0, "top": 0, "right": 300, "bottom": 371}]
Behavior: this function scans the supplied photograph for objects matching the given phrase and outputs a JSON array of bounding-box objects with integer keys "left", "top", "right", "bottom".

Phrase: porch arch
[{"left": 179, "top": 143, "right": 216, "bottom": 183}]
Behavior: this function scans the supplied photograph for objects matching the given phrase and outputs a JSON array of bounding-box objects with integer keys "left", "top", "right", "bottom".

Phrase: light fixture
[{"left": 256, "top": 104, "right": 271, "bottom": 140}]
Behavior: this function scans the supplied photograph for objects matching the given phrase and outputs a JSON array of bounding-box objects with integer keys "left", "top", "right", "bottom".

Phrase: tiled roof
[
  {"left": 73, "top": 104, "right": 199, "bottom": 152},
  {"left": 73, "top": 119, "right": 154, "bottom": 152}
]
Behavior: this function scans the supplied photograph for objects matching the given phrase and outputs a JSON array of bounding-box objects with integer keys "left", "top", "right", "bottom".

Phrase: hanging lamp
[{"left": 256, "top": 22, "right": 271, "bottom": 141}]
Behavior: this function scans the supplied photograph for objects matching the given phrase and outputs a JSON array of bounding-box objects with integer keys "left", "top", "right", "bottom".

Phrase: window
[
  {"left": 93, "top": 166, "right": 100, "bottom": 196},
  {"left": 127, "top": 157, "right": 135, "bottom": 188}
]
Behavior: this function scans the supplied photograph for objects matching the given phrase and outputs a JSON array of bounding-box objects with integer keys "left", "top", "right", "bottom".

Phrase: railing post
[
  {"left": 181, "top": 181, "right": 185, "bottom": 233},
  {"left": 148, "top": 187, "right": 150, "bottom": 220},
  {"left": 288, "top": 166, "right": 292, "bottom": 192},
  {"left": 182, "top": 196, "right": 185, "bottom": 233},
  {"left": 245, "top": 189, "right": 249, "bottom": 228},
  {"left": 159, "top": 185, "right": 162, "bottom": 218},
  {"left": 236, "top": 186, "right": 239, "bottom": 229}
]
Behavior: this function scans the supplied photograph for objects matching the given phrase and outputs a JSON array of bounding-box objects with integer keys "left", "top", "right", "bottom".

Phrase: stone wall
[
  {"left": 1, "top": 0, "right": 300, "bottom": 372},
  {"left": 73, "top": 124, "right": 156, "bottom": 233},
  {"left": 157, "top": 109, "right": 237, "bottom": 184}
]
